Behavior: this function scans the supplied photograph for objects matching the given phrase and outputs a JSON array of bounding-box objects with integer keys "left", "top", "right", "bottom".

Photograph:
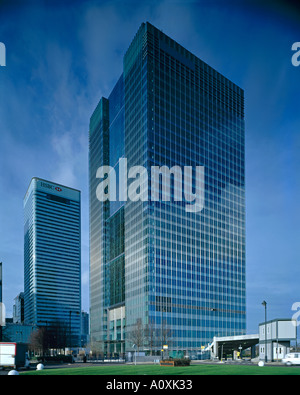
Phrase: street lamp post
[
  {"left": 262, "top": 301, "right": 267, "bottom": 362},
  {"left": 133, "top": 344, "right": 137, "bottom": 366},
  {"left": 161, "top": 305, "right": 166, "bottom": 361},
  {"left": 69, "top": 311, "right": 72, "bottom": 350}
]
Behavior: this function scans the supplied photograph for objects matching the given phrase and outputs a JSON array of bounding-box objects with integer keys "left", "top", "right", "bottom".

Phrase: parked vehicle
[
  {"left": 0, "top": 343, "right": 30, "bottom": 370},
  {"left": 282, "top": 353, "right": 300, "bottom": 366}
]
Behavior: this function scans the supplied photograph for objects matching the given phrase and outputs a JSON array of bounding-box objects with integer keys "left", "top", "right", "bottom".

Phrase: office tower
[
  {"left": 24, "top": 178, "right": 81, "bottom": 347},
  {"left": 81, "top": 311, "right": 90, "bottom": 347},
  {"left": 13, "top": 292, "right": 25, "bottom": 324},
  {"left": 89, "top": 22, "right": 245, "bottom": 357}
]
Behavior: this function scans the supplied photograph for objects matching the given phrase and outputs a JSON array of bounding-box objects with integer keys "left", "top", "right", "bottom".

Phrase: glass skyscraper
[
  {"left": 24, "top": 178, "right": 81, "bottom": 347},
  {"left": 89, "top": 22, "right": 245, "bottom": 357}
]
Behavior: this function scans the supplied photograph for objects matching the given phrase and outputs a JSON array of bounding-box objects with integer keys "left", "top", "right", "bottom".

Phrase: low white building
[{"left": 259, "top": 319, "right": 297, "bottom": 362}]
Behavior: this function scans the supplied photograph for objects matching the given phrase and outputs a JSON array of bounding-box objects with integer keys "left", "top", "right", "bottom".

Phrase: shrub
[
  {"left": 38, "top": 355, "right": 74, "bottom": 364},
  {"left": 173, "top": 358, "right": 191, "bottom": 366}
]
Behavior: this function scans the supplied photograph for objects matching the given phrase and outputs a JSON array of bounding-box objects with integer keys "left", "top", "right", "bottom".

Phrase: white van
[
  {"left": 0, "top": 343, "right": 30, "bottom": 370},
  {"left": 282, "top": 353, "right": 300, "bottom": 366}
]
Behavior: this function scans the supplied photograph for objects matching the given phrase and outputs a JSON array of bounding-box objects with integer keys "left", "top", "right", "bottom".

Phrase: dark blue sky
[{"left": 0, "top": 0, "right": 299, "bottom": 335}]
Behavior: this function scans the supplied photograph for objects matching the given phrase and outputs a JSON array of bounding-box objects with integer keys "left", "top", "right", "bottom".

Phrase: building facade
[
  {"left": 0, "top": 262, "right": 3, "bottom": 340},
  {"left": 0, "top": 262, "right": 2, "bottom": 306},
  {"left": 13, "top": 292, "right": 25, "bottom": 324},
  {"left": 259, "top": 319, "right": 296, "bottom": 361},
  {"left": 24, "top": 178, "right": 81, "bottom": 347},
  {"left": 1, "top": 321, "right": 37, "bottom": 344},
  {"left": 89, "top": 22, "right": 245, "bottom": 357}
]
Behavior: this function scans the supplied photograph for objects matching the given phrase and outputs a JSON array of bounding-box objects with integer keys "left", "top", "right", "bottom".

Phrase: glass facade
[
  {"left": 89, "top": 22, "right": 245, "bottom": 356},
  {"left": 89, "top": 98, "right": 110, "bottom": 351},
  {"left": 24, "top": 178, "right": 81, "bottom": 347}
]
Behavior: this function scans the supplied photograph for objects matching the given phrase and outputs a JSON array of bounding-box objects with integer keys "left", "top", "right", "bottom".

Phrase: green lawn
[{"left": 20, "top": 363, "right": 300, "bottom": 375}]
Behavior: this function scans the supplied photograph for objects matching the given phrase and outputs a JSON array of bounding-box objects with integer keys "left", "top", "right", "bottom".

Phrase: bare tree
[
  {"left": 162, "top": 322, "right": 172, "bottom": 346},
  {"left": 128, "top": 319, "right": 145, "bottom": 354},
  {"left": 29, "top": 327, "right": 48, "bottom": 357},
  {"left": 29, "top": 320, "right": 69, "bottom": 357},
  {"left": 145, "top": 320, "right": 157, "bottom": 356}
]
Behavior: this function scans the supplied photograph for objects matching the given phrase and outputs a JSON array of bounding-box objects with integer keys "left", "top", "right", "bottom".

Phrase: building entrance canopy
[{"left": 211, "top": 334, "right": 259, "bottom": 359}]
